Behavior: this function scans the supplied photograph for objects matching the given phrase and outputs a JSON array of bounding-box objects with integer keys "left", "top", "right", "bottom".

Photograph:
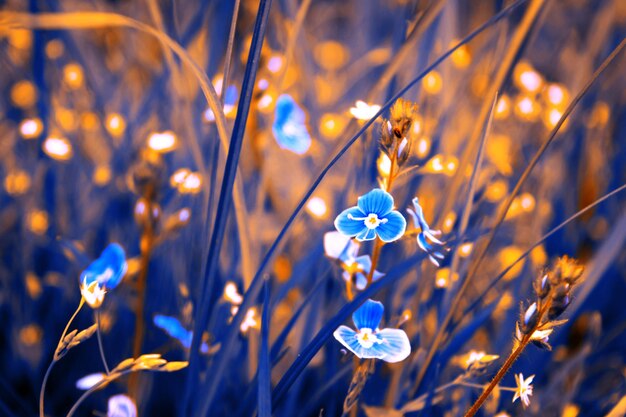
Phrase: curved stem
[
  {"left": 464, "top": 298, "right": 552, "bottom": 417},
  {"left": 95, "top": 310, "right": 110, "bottom": 374},
  {"left": 463, "top": 335, "right": 530, "bottom": 417},
  {"left": 39, "top": 361, "right": 55, "bottom": 417},
  {"left": 57, "top": 298, "right": 85, "bottom": 357},
  {"left": 40, "top": 298, "right": 84, "bottom": 417}
]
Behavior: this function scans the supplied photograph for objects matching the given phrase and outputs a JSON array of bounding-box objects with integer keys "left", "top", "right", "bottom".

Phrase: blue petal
[
  {"left": 355, "top": 227, "right": 377, "bottom": 241},
  {"left": 323, "top": 231, "right": 359, "bottom": 262},
  {"left": 224, "top": 85, "right": 238, "bottom": 106},
  {"left": 154, "top": 315, "right": 191, "bottom": 346},
  {"left": 98, "top": 243, "right": 127, "bottom": 289},
  {"left": 354, "top": 273, "right": 368, "bottom": 291},
  {"left": 333, "top": 325, "right": 369, "bottom": 359},
  {"left": 79, "top": 243, "right": 127, "bottom": 290},
  {"left": 373, "top": 328, "right": 411, "bottom": 363},
  {"left": 354, "top": 255, "right": 372, "bottom": 271},
  {"left": 377, "top": 211, "right": 406, "bottom": 242},
  {"left": 272, "top": 95, "right": 311, "bottom": 155},
  {"left": 352, "top": 299, "right": 384, "bottom": 330},
  {"left": 334, "top": 206, "right": 367, "bottom": 237},
  {"left": 357, "top": 189, "right": 394, "bottom": 216}
]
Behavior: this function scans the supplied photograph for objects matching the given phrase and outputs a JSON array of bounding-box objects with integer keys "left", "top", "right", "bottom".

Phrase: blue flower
[
  {"left": 334, "top": 189, "right": 406, "bottom": 242},
  {"left": 153, "top": 315, "right": 209, "bottom": 354},
  {"left": 80, "top": 243, "right": 127, "bottom": 290},
  {"left": 272, "top": 94, "right": 312, "bottom": 155},
  {"left": 342, "top": 255, "right": 384, "bottom": 291},
  {"left": 333, "top": 299, "right": 410, "bottom": 363},
  {"left": 407, "top": 197, "right": 446, "bottom": 266}
]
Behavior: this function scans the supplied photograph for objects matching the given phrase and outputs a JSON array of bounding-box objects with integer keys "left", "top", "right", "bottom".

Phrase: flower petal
[
  {"left": 80, "top": 243, "right": 127, "bottom": 290},
  {"left": 357, "top": 189, "right": 394, "bottom": 216},
  {"left": 355, "top": 227, "right": 377, "bottom": 241},
  {"left": 375, "top": 328, "right": 411, "bottom": 363},
  {"left": 352, "top": 299, "right": 384, "bottom": 330},
  {"left": 334, "top": 207, "right": 367, "bottom": 237},
  {"left": 323, "top": 231, "right": 359, "bottom": 262},
  {"left": 333, "top": 325, "right": 366, "bottom": 358},
  {"left": 98, "top": 243, "right": 127, "bottom": 289},
  {"left": 377, "top": 211, "right": 406, "bottom": 242}
]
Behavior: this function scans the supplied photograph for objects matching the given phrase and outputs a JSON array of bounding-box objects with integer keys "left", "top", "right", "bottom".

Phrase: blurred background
[{"left": 0, "top": 0, "right": 625, "bottom": 416}]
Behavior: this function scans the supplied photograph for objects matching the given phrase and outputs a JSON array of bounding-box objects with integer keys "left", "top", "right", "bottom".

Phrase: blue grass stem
[
  {"left": 257, "top": 281, "right": 272, "bottom": 417},
  {"left": 95, "top": 310, "right": 110, "bottom": 375},
  {"left": 412, "top": 36, "right": 626, "bottom": 398},
  {"left": 194, "top": 2, "right": 529, "bottom": 412},
  {"left": 188, "top": 0, "right": 275, "bottom": 415}
]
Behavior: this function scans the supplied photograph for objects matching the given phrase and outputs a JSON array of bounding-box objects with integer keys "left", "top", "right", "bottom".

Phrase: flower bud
[{"left": 520, "top": 302, "right": 539, "bottom": 334}]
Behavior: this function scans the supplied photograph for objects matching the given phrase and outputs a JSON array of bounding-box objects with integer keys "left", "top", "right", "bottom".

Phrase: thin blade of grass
[
  {"left": 258, "top": 281, "right": 272, "bottom": 417},
  {"left": 458, "top": 182, "right": 626, "bottom": 321},
  {"left": 190, "top": 0, "right": 275, "bottom": 414}
]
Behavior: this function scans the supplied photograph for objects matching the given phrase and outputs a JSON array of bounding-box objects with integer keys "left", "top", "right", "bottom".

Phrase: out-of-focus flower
[
  {"left": 80, "top": 280, "right": 106, "bottom": 309},
  {"left": 153, "top": 315, "right": 209, "bottom": 353},
  {"left": 407, "top": 197, "right": 446, "bottom": 266},
  {"left": 107, "top": 394, "right": 137, "bottom": 417},
  {"left": 324, "top": 231, "right": 360, "bottom": 263},
  {"left": 80, "top": 243, "right": 128, "bottom": 290},
  {"left": 457, "top": 350, "right": 500, "bottom": 370},
  {"left": 349, "top": 100, "right": 381, "bottom": 121},
  {"left": 512, "top": 373, "right": 534, "bottom": 407},
  {"left": 272, "top": 94, "right": 311, "bottom": 155},
  {"left": 333, "top": 299, "right": 410, "bottom": 363},
  {"left": 334, "top": 189, "right": 406, "bottom": 242},
  {"left": 76, "top": 373, "right": 105, "bottom": 390},
  {"left": 323, "top": 232, "right": 382, "bottom": 290},
  {"left": 341, "top": 255, "right": 384, "bottom": 291}
]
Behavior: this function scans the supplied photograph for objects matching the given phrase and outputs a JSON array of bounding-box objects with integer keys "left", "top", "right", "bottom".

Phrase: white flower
[
  {"left": 512, "top": 373, "right": 535, "bottom": 407},
  {"left": 80, "top": 279, "right": 106, "bottom": 309}
]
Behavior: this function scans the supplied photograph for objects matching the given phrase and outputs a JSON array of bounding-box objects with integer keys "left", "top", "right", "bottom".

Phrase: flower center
[
  {"left": 356, "top": 328, "right": 381, "bottom": 349},
  {"left": 364, "top": 213, "right": 385, "bottom": 229},
  {"left": 347, "top": 212, "right": 388, "bottom": 229}
]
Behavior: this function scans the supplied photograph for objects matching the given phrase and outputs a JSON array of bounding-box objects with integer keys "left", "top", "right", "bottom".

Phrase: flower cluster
[
  {"left": 380, "top": 98, "right": 418, "bottom": 167},
  {"left": 516, "top": 256, "right": 584, "bottom": 351}
]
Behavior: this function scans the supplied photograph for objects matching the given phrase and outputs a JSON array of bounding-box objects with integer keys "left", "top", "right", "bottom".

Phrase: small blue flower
[
  {"left": 334, "top": 189, "right": 406, "bottom": 242},
  {"left": 80, "top": 243, "right": 127, "bottom": 290},
  {"left": 154, "top": 315, "right": 209, "bottom": 353},
  {"left": 342, "top": 255, "right": 384, "bottom": 291},
  {"left": 272, "top": 94, "right": 312, "bottom": 155},
  {"left": 333, "top": 299, "right": 410, "bottom": 363},
  {"left": 407, "top": 197, "right": 446, "bottom": 266}
]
